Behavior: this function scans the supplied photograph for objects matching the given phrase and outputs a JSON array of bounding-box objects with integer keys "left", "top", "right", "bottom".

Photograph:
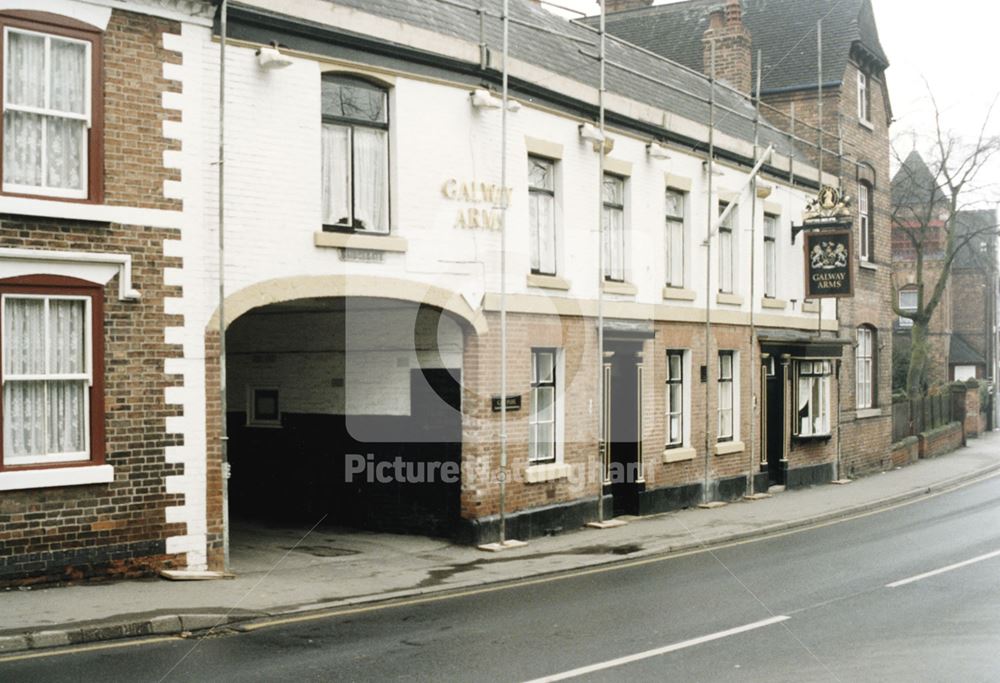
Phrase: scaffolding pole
[
  {"left": 702, "top": 41, "right": 716, "bottom": 505},
  {"left": 596, "top": 0, "right": 608, "bottom": 522},
  {"left": 498, "top": 0, "right": 510, "bottom": 545}
]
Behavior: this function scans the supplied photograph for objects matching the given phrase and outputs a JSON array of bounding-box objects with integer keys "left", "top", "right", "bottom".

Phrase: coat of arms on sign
[{"left": 803, "top": 185, "right": 853, "bottom": 224}]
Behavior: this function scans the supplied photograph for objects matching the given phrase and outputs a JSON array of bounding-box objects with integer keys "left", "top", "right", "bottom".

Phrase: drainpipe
[
  {"left": 498, "top": 0, "right": 509, "bottom": 545},
  {"left": 747, "top": 51, "right": 761, "bottom": 497},
  {"left": 218, "top": 0, "right": 230, "bottom": 572}
]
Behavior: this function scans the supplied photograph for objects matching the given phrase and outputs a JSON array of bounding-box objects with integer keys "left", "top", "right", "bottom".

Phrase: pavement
[{"left": 1, "top": 431, "right": 999, "bottom": 655}]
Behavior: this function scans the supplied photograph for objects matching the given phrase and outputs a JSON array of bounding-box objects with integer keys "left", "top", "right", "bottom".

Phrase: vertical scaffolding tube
[
  {"left": 747, "top": 50, "right": 762, "bottom": 497},
  {"left": 498, "top": 0, "right": 509, "bottom": 544},
  {"left": 702, "top": 42, "right": 716, "bottom": 504},
  {"left": 816, "top": 19, "right": 823, "bottom": 338}
]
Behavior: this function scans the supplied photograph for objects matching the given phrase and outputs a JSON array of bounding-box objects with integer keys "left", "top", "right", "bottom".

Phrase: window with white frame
[
  {"left": 795, "top": 360, "right": 831, "bottom": 437},
  {"left": 718, "top": 351, "right": 734, "bottom": 441},
  {"left": 857, "top": 70, "right": 870, "bottom": 124},
  {"left": 529, "top": 348, "right": 557, "bottom": 464},
  {"left": 763, "top": 214, "right": 778, "bottom": 298},
  {"left": 665, "top": 189, "right": 685, "bottom": 288},
  {"left": 2, "top": 16, "right": 99, "bottom": 200},
  {"left": 859, "top": 181, "right": 872, "bottom": 262},
  {"left": 718, "top": 202, "right": 736, "bottom": 293},
  {"left": 602, "top": 174, "right": 625, "bottom": 282},
  {"left": 665, "top": 350, "right": 684, "bottom": 448},
  {"left": 898, "top": 288, "right": 917, "bottom": 328},
  {"left": 856, "top": 326, "right": 875, "bottom": 410},
  {"left": 1, "top": 284, "right": 101, "bottom": 469},
  {"left": 528, "top": 156, "right": 556, "bottom": 276},
  {"left": 321, "top": 75, "right": 390, "bottom": 233}
]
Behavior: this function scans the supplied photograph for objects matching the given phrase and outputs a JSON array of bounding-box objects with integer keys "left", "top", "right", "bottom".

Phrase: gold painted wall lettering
[{"left": 441, "top": 178, "right": 513, "bottom": 231}]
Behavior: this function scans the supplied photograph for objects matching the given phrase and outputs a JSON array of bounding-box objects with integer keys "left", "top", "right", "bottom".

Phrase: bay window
[
  {"left": 528, "top": 156, "right": 556, "bottom": 275},
  {"left": 602, "top": 174, "right": 625, "bottom": 282},
  {"left": 0, "top": 276, "right": 103, "bottom": 470},
  {"left": 321, "top": 75, "right": 390, "bottom": 233},
  {"left": 1, "top": 13, "right": 102, "bottom": 201},
  {"left": 795, "top": 360, "right": 831, "bottom": 437}
]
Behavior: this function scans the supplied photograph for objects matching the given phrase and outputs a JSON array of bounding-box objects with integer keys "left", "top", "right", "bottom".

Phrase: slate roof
[
  {"left": 949, "top": 333, "right": 986, "bottom": 366},
  {"left": 314, "top": 0, "right": 802, "bottom": 156},
  {"left": 954, "top": 209, "right": 998, "bottom": 270},
  {"left": 891, "top": 150, "right": 946, "bottom": 208},
  {"left": 585, "top": 0, "right": 888, "bottom": 94}
]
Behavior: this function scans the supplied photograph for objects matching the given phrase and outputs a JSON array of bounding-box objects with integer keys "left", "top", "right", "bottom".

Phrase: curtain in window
[
  {"left": 46, "top": 117, "right": 84, "bottom": 190},
  {"left": 529, "top": 191, "right": 555, "bottom": 274},
  {"left": 6, "top": 31, "right": 44, "bottom": 107},
  {"left": 47, "top": 380, "right": 85, "bottom": 454},
  {"left": 353, "top": 127, "right": 389, "bottom": 233},
  {"left": 4, "top": 298, "right": 44, "bottom": 375},
  {"left": 321, "top": 124, "right": 351, "bottom": 226},
  {"left": 49, "top": 39, "right": 86, "bottom": 114},
  {"left": 603, "top": 207, "right": 624, "bottom": 281},
  {"left": 49, "top": 299, "right": 85, "bottom": 373}
]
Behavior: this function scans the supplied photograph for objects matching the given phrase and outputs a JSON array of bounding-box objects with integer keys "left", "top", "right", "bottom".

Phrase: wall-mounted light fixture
[
  {"left": 702, "top": 159, "right": 724, "bottom": 176},
  {"left": 256, "top": 43, "right": 293, "bottom": 70},
  {"left": 579, "top": 122, "right": 607, "bottom": 152},
  {"left": 470, "top": 88, "right": 521, "bottom": 111},
  {"left": 756, "top": 182, "right": 773, "bottom": 199},
  {"left": 646, "top": 141, "right": 671, "bottom": 160}
]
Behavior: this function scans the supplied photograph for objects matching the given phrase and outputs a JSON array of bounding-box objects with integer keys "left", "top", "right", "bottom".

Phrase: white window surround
[
  {"left": 717, "top": 350, "right": 740, "bottom": 442},
  {"left": 525, "top": 461, "right": 572, "bottom": 483},
  {"left": 0, "top": 247, "right": 140, "bottom": 300},
  {"left": 528, "top": 348, "right": 565, "bottom": 465},
  {"left": 0, "top": 463, "right": 112, "bottom": 490}
]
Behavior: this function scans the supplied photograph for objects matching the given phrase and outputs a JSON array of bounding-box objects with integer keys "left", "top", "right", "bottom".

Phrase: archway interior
[{"left": 225, "top": 297, "right": 464, "bottom": 536}]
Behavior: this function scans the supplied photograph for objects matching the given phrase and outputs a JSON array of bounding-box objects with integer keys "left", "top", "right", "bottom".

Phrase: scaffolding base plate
[
  {"left": 586, "top": 520, "right": 628, "bottom": 529},
  {"left": 477, "top": 539, "right": 528, "bottom": 552}
]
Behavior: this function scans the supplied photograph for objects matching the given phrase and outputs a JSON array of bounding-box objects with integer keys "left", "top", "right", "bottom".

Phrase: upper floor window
[
  {"left": 602, "top": 174, "right": 625, "bottom": 282},
  {"left": 0, "top": 276, "right": 104, "bottom": 471},
  {"left": 321, "top": 75, "right": 389, "bottom": 234},
  {"left": 528, "top": 156, "right": 556, "bottom": 276},
  {"left": 858, "top": 181, "right": 873, "bottom": 262},
  {"left": 856, "top": 326, "right": 875, "bottom": 410},
  {"left": 665, "top": 189, "right": 685, "bottom": 288},
  {"left": 763, "top": 214, "right": 778, "bottom": 298},
  {"left": 718, "top": 202, "right": 736, "bottom": 293},
  {"left": 1, "top": 13, "right": 102, "bottom": 201},
  {"left": 898, "top": 288, "right": 917, "bottom": 328},
  {"left": 857, "top": 70, "right": 870, "bottom": 124}
]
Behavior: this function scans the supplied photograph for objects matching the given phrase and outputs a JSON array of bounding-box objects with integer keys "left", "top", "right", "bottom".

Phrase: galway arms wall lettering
[{"left": 442, "top": 179, "right": 513, "bottom": 230}]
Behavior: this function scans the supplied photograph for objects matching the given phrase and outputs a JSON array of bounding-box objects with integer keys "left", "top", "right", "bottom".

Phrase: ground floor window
[
  {"left": 529, "top": 348, "right": 557, "bottom": 464},
  {"left": 0, "top": 277, "right": 103, "bottom": 469},
  {"left": 718, "top": 351, "right": 734, "bottom": 441},
  {"left": 795, "top": 360, "right": 831, "bottom": 437},
  {"left": 666, "top": 350, "right": 684, "bottom": 448}
]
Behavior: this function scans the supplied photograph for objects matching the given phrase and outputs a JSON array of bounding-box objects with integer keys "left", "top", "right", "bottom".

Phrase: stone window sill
[
  {"left": 859, "top": 261, "right": 877, "bottom": 272},
  {"left": 663, "top": 446, "right": 696, "bottom": 463},
  {"left": 525, "top": 462, "right": 572, "bottom": 483},
  {"left": 527, "top": 273, "right": 571, "bottom": 291},
  {"left": 0, "top": 464, "right": 114, "bottom": 491},
  {"left": 761, "top": 297, "right": 787, "bottom": 310},
  {"left": 716, "top": 292, "right": 744, "bottom": 306},
  {"left": 663, "top": 287, "right": 696, "bottom": 301},
  {"left": 715, "top": 440, "right": 745, "bottom": 456},
  {"left": 314, "top": 231, "right": 407, "bottom": 252},
  {"left": 802, "top": 300, "right": 820, "bottom": 313},
  {"left": 859, "top": 118, "right": 875, "bottom": 131},
  {"left": 855, "top": 407, "right": 883, "bottom": 420},
  {"left": 602, "top": 281, "right": 637, "bottom": 296}
]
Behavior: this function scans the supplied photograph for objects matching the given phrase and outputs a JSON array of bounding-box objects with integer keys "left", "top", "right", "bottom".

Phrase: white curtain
[
  {"left": 49, "top": 38, "right": 86, "bottom": 114},
  {"left": 6, "top": 31, "right": 44, "bottom": 107},
  {"left": 353, "top": 127, "right": 388, "bottom": 233},
  {"left": 3, "top": 298, "right": 87, "bottom": 459},
  {"left": 530, "top": 192, "right": 555, "bottom": 274},
  {"left": 321, "top": 124, "right": 351, "bottom": 226},
  {"left": 3, "top": 111, "right": 42, "bottom": 187},
  {"left": 46, "top": 117, "right": 84, "bottom": 190}
]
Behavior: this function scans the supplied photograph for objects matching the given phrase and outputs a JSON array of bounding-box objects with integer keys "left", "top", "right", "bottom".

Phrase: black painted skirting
[
  {"left": 785, "top": 462, "right": 835, "bottom": 489},
  {"left": 456, "top": 497, "right": 608, "bottom": 545},
  {"left": 638, "top": 482, "right": 702, "bottom": 515},
  {"left": 0, "top": 539, "right": 167, "bottom": 585}
]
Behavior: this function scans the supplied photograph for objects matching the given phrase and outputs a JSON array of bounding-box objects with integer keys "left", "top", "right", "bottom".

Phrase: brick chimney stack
[
  {"left": 701, "top": 0, "right": 752, "bottom": 95},
  {"left": 605, "top": 0, "right": 654, "bottom": 13}
]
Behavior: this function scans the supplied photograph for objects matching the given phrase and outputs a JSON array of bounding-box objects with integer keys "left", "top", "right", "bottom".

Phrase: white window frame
[
  {"left": 665, "top": 188, "right": 685, "bottom": 288},
  {"left": 2, "top": 26, "right": 92, "bottom": 200},
  {"left": 528, "top": 155, "right": 557, "bottom": 276},
  {"left": 795, "top": 359, "right": 832, "bottom": 437},
  {"left": 602, "top": 173, "right": 626, "bottom": 282},
  {"left": 763, "top": 213, "right": 778, "bottom": 298},
  {"left": 858, "top": 181, "right": 872, "bottom": 262},
  {"left": 1, "top": 293, "right": 93, "bottom": 466},
  {"left": 898, "top": 289, "right": 917, "bottom": 328},
  {"left": 665, "top": 350, "right": 685, "bottom": 448},
  {"left": 529, "top": 348, "right": 558, "bottom": 464},
  {"left": 857, "top": 70, "right": 870, "bottom": 124},
  {"left": 856, "top": 327, "right": 874, "bottom": 409},
  {"left": 718, "top": 202, "right": 736, "bottom": 294},
  {"left": 718, "top": 351, "right": 734, "bottom": 442}
]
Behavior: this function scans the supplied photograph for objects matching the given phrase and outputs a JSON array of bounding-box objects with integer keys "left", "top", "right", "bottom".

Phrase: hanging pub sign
[
  {"left": 803, "top": 185, "right": 853, "bottom": 227},
  {"left": 804, "top": 230, "right": 853, "bottom": 298}
]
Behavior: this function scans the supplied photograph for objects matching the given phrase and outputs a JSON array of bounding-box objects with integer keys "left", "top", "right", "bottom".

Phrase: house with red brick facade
[
  {"left": 594, "top": 0, "right": 895, "bottom": 477},
  {"left": 0, "top": 0, "right": 214, "bottom": 585}
]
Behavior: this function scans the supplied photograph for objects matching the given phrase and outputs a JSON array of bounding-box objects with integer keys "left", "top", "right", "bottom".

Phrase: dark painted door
[
  {"left": 608, "top": 342, "right": 642, "bottom": 516},
  {"left": 765, "top": 360, "right": 786, "bottom": 486}
]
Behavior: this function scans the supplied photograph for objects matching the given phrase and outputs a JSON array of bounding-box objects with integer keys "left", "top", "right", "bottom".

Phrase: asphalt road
[{"left": 5, "top": 474, "right": 1000, "bottom": 682}]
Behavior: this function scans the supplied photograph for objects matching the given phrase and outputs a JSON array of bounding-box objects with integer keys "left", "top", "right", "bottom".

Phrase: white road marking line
[
  {"left": 522, "top": 615, "right": 790, "bottom": 683},
  {"left": 886, "top": 549, "right": 1000, "bottom": 588}
]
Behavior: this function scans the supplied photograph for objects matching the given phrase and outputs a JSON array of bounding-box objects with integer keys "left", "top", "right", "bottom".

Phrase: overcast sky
[{"left": 545, "top": 0, "right": 1000, "bottom": 205}]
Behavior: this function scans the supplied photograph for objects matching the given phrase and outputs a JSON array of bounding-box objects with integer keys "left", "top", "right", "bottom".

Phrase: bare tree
[{"left": 891, "top": 93, "right": 1000, "bottom": 397}]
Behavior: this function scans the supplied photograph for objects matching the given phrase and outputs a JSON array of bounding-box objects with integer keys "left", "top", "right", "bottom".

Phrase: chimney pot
[{"left": 702, "top": 1, "right": 752, "bottom": 94}]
